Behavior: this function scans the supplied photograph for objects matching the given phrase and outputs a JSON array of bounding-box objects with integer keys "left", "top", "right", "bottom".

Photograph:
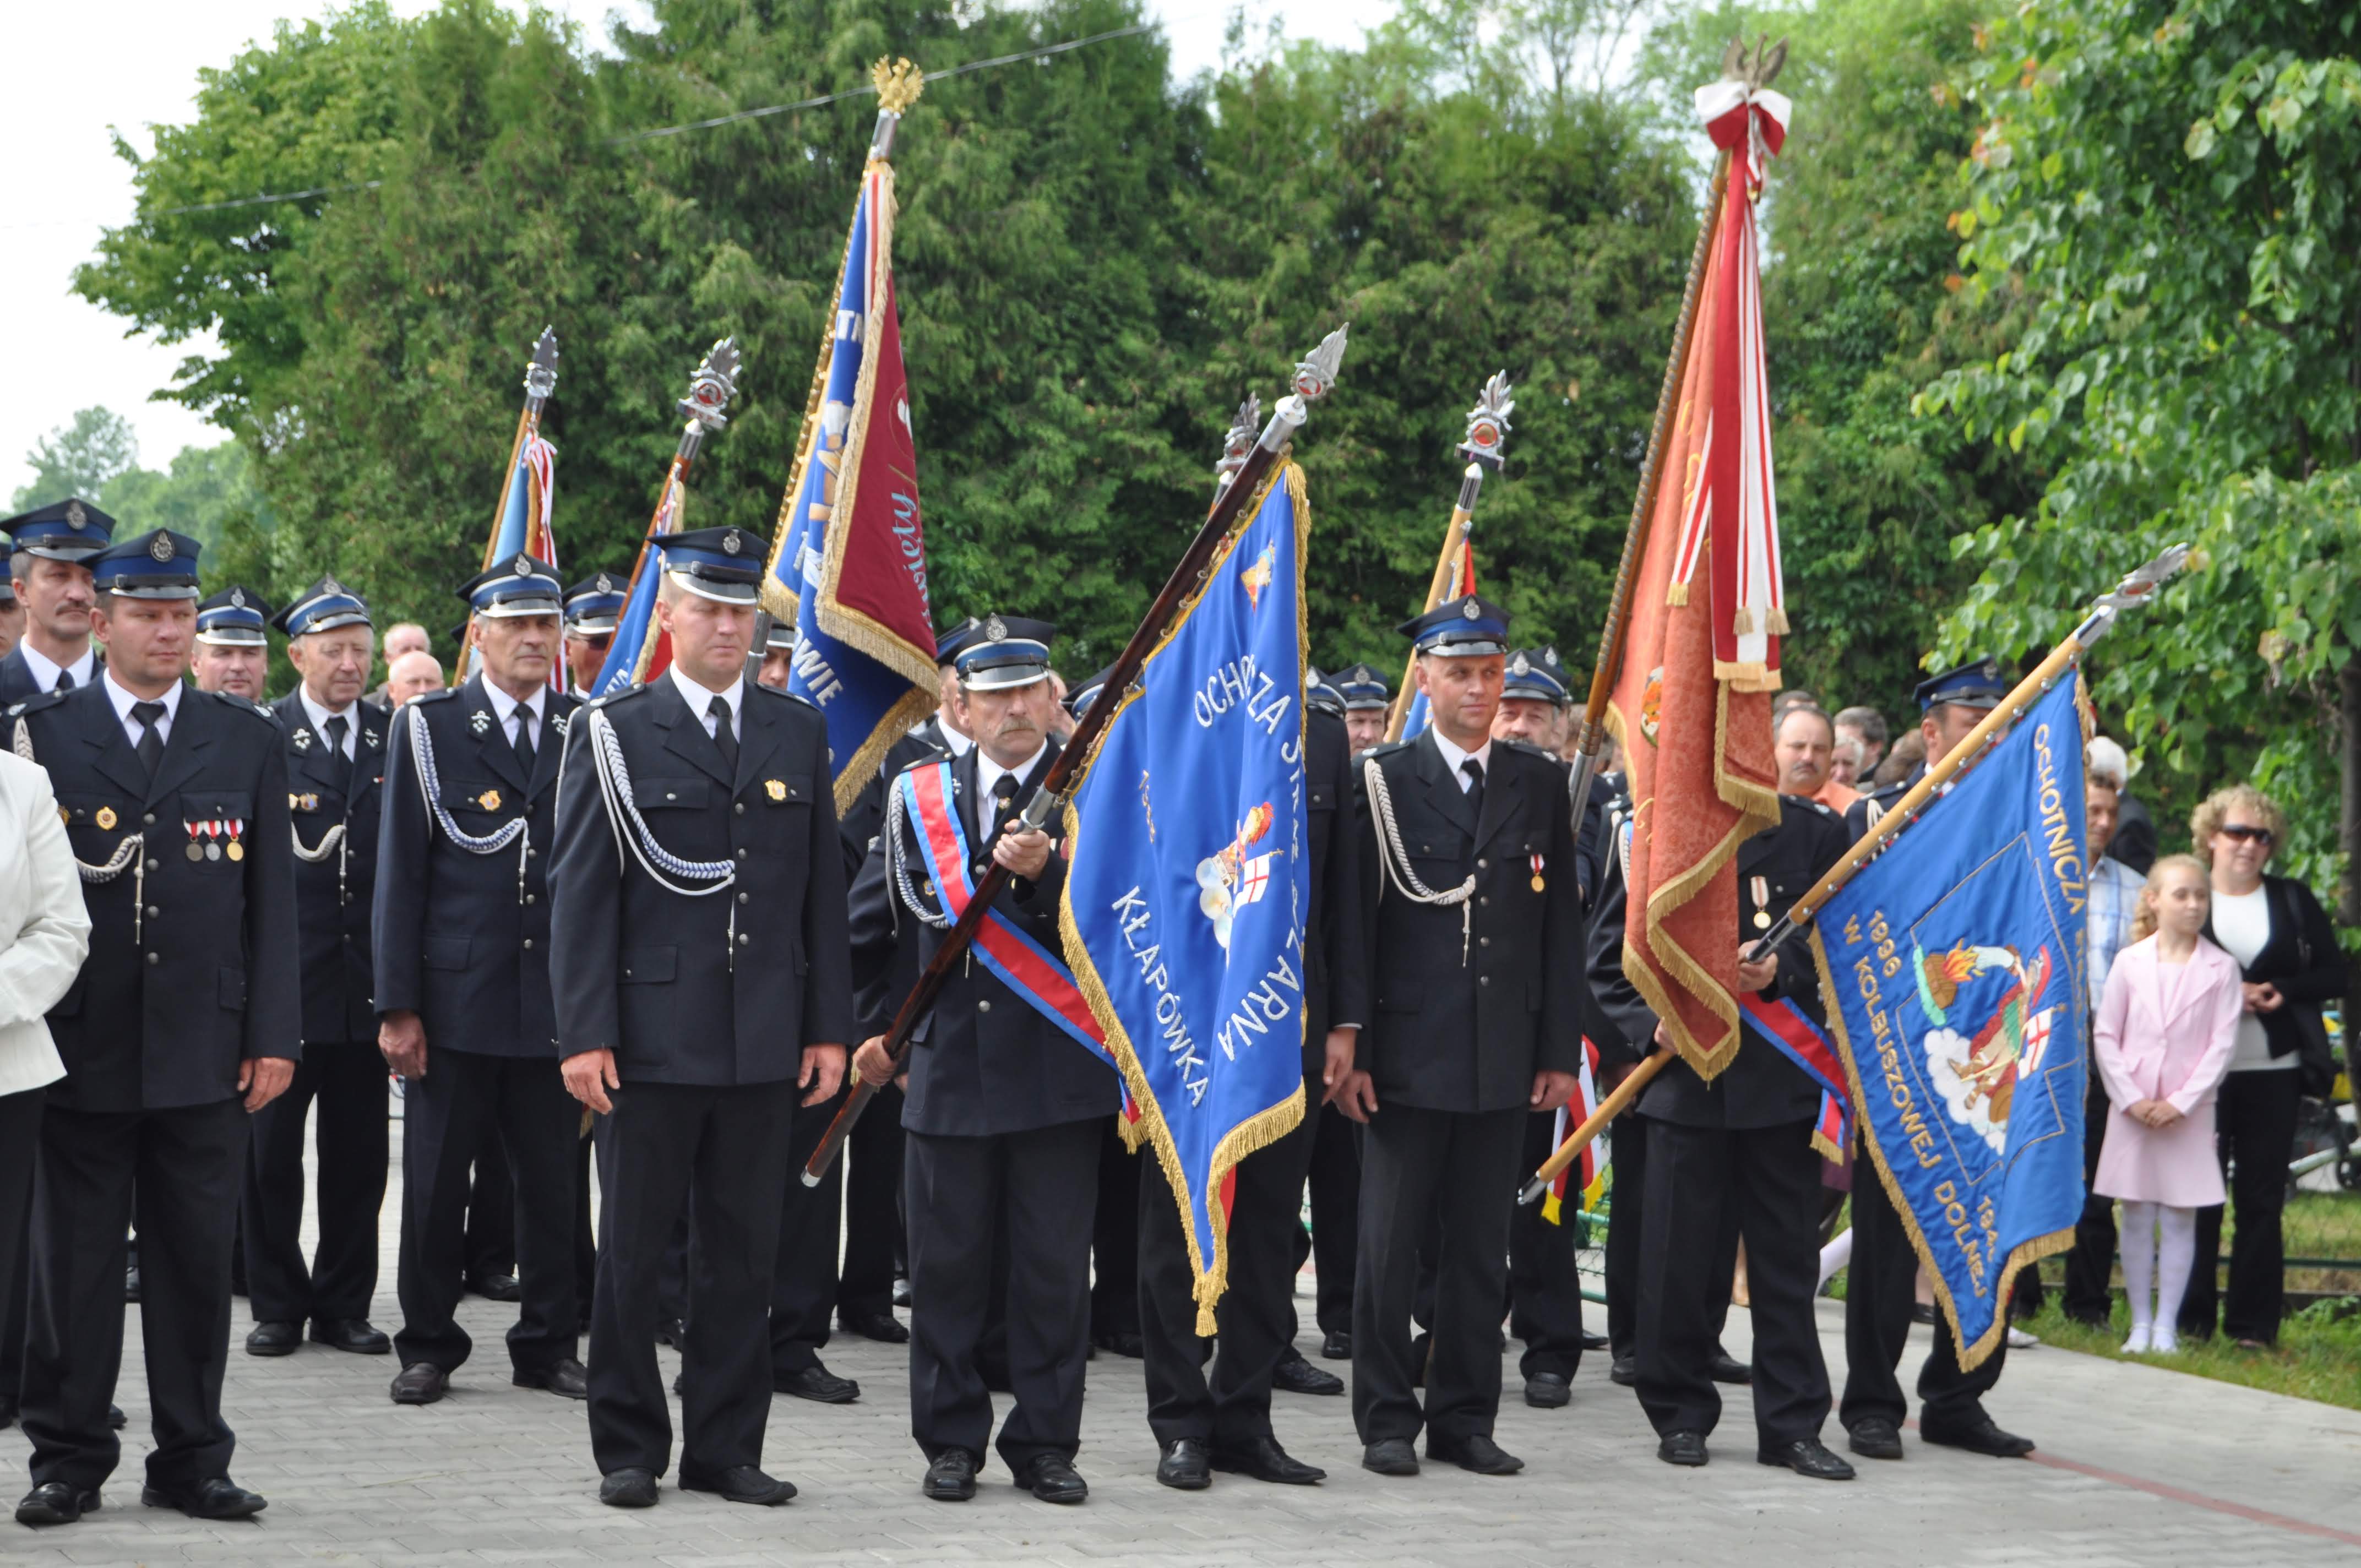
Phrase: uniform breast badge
[
  {"left": 95, "top": 806, "right": 117, "bottom": 830},
  {"left": 765, "top": 779, "right": 786, "bottom": 802},
  {"left": 478, "top": 789, "right": 502, "bottom": 812}
]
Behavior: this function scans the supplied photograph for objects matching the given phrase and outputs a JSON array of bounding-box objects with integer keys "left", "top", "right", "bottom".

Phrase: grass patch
[{"left": 2019, "top": 1297, "right": 2361, "bottom": 1411}]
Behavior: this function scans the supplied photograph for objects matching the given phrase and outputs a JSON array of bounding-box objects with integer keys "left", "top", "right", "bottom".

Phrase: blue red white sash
[
  {"left": 1736, "top": 993, "right": 1852, "bottom": 1161},
  {"left": 897, "top": 762, "right": 1125, "bottom": 1095}
]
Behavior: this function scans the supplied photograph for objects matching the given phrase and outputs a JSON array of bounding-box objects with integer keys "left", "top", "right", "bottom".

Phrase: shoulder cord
[
  {"left": 884, "top": 775, "right": 954, "bottom": 931},
  {"left": 408, "top": 705, "right": 535, "bottom": 905},
  {"left": 1362, "top": 753, "right": 1476, "bottom": 967},
  {"left": 585, "top": 707, "right": 735, "bottom": 896},
  {"left": 17, "top": 715, "right": 146, "bottom": 940}
]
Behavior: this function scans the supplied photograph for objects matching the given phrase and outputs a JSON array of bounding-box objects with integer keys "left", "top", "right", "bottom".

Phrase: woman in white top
[
  {"left": 2183, "top": 784, "right": 2344, "bottom": 1348},
  {"left": 0, "top": 750, "right": 95, "bottom": 1422}
]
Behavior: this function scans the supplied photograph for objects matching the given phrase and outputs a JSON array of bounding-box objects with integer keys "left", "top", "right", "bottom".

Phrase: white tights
[{"left": 2119, "top": 1201, "right": 2197, "bottom": 1338}]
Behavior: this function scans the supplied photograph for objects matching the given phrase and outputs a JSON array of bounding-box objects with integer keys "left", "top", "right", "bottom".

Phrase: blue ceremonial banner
[
  {"left": 1060, "top": 462, "right": 1312, "bottom": 1332},
  {"left": 1810, "top": 676, "right": 2091, "bottom": 1368},
  {"left": 763, "top": 160, "right": 938, "bottom": 809}
]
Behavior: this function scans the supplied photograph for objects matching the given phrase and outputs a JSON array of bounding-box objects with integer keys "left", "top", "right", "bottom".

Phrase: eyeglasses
[{"left": 2217, "top": 824, "right": 2274, "bottom": 845}]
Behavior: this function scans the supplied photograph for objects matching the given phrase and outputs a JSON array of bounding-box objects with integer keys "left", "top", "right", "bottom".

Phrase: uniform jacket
[
  {"left": 848, "top": 739, "right": 1119, "bottom": 1137},
  {"left": 12, "top": 680, "right": 300, "bottom": 1111},
  {"left": 1587, "top": 794, "right": 1847, "bottom": 1129},
  {"left": 373, "top": 676, "right": 579, "bottom": 1059},
  {"left": 272, "top": 688, "right": 385, "bottom": 1042},
  {"left": 1298, "top": 706, "right": 1369, "bottom": 1067},
  {"left": 0, "top": 752, "right": 91, "bottom": 1096},
  {"left": 1351, "top": 728, "right": 1584, "bottom": 1113},
  {"left": 0, "top": 646, "right": 100, "bottom": 707},
  {"left": 1841, "top": 766, "right": 1917, "bottom": 841},
  {"left": 547, "top": 674, "right": 854, "bottom": 1085}
]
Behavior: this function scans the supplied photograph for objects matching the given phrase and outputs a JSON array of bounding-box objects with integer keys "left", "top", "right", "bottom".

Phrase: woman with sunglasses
[{"left": 2180, "top": 784, "right": 2345, "bottom": 1348}]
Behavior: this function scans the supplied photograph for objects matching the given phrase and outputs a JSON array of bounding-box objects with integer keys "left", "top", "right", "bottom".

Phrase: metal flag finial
[
  {"left": 679, "top": 337, "right": 743, "bottom": 433},
  {"left": 1722, "top": 34, "right": 1788, "bottom": 89},
  {"left": 1292, "top": 324, "right": 1351, "bottom": 404},
  {"left": 1459, "top": 371, "right": 1515, "bottom": 468},
  {"left": 873, "top": 57, "right": 925, "bottom": 115},
  {"left": 1214, "top": 392, "right": 1264, "bottom": 491},
  {"left": 523, "top": 326, "right": 559, "bottom": 406}
]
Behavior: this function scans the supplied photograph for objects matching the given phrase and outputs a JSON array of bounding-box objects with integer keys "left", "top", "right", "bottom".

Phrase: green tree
[
  {"left": 12, "top": 407, "right": 142, "bottom": 510},
  {"left": 1916, "top": 0, "right": 2361, "bottom": 913},
  {"left": 102, "top": 441, "right": 275, "bottom": 557}
]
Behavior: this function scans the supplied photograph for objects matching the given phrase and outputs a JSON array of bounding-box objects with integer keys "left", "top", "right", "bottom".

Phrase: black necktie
[
  {"left": 1461, "top": 756, "right": 1485, "bottom": 821},
  {"left": 54, "top": 669, "right": 74, "bottom": 692},
  {"left": 512, "top": 706, "right": 536, "bottom": 774},
  {"left": 708, "top": 694, "right": 737, "bottom": 772},
  {"left": 325, "top": 713, "right": 350, "bottom": 760},
  {"left": 992, "top": 770, "right": 1020, "bottom": 832},
  {"left": 132, "top": 700, "right": 166, "bottom": 777}
]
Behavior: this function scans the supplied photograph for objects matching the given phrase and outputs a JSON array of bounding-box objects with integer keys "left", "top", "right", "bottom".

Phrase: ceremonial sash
[
  {"left": 897, "top": 762, "right": 1122, "bottom": 1084},
  {"left": 1542, "top": 1036, "right": 1606, "bottom": 1227},
  {"left": 1736, "top": 992, "right": 1852, "bottom": 1162}
]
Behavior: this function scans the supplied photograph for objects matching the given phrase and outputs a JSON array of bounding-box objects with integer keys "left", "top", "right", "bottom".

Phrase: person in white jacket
[{"left": 0, "top": 749, "right": 94, "bottom": 1429}]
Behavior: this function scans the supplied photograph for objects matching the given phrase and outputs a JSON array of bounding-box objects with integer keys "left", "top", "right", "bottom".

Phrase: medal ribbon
[{"left": 1735, "top": 992, "right": 1852, "bottom": 1161}]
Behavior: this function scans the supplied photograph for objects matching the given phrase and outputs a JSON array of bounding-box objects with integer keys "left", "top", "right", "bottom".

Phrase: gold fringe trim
[
  {"left": 828, "top": 684, "right": 936, "bottom": 816},
  {"left": 1666, "top": 581, "right": 1690, "bottom": 607},
  {"left": 1766, "top": 605, "right": 1790, "bottom": 635},
  {"left": 1808, "top": 934, "right": 2075, "bottom": 1374}
]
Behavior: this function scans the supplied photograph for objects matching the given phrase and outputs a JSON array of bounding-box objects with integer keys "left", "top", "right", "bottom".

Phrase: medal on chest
[{"left": 1530, "top": 853, "right": 1546, "bottom": 894}]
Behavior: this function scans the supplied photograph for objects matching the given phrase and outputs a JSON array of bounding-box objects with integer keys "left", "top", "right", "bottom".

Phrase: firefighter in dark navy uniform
[
  {"left": 0, "top": 498, "right": 113, "bottom": 705},
  {"left": 561, "top": 573, "right": 626, "bottom": 703},
  {"left": 376, "top": 556, "right": 588, "bottom": 1407},
  {"left": 11, "top": 529, "right": 298, "bottom": 1528},
  {"left": 243, "top": 578, "right": 390, "bottom": 1360},
  {"left": 1342, "top": 595, "right": 1584, "bottom": 1480},
  {"left": 1587, "top": 788, "right": 1857, "bottom": 1479},
  {"left": 848, "top": 616, "right": 1117, "bottom": 1507},
  {"left": 548, "top": 526, "right": 852, "bottom": 1511}
]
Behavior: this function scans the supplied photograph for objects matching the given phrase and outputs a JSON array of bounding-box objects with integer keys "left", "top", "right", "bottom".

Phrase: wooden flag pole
[{"left": 1519, "top": 1046, "right": 1674, "bottom": 1206}]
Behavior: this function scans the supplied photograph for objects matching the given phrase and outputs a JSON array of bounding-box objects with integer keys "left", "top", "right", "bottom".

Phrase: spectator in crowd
[
  {"left": 371, "top": 622, "right": 432, "bottom": 707},
  {"left": 2087, "top": 738, "right": 2156, "bottom": 875},
  {"left": 2091, "top": 856, "right": 2242, "bottom": 1355},
  {"left": 2060, "top": 760, "right": 2148, "bottom": 1326},
  {"left": 2179, "top": 785, "right": 2345, "bottom": 1348},
  {"left": 1829, "top": 734, "right": 1867, "bottom": 789},
  {"left": 1870, "top": 731, "right": 1924, "bottom": 789},
  {"left": 1772, "top": 689, "right": 1817, "bottom": 717},
  {"left": 1771, "top": 704, "right": 1856, "bottom": 813},
  {"left": 1833, "top": 706, "right": 1887, "bottom": 782},
  {"left": 385, "top": 650, "right": 444, "bottom": 706}
]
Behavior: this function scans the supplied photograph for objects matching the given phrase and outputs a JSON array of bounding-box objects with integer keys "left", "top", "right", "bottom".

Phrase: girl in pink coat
[{"left": 2091, "top": 854, "right": 2243, "bottom": 1354}]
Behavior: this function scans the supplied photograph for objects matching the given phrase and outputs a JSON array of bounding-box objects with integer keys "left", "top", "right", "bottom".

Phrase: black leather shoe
[
  {"left": 840, "top": 1308, "right": 910, "bottom": 1344},
  {"left": 1846, "top": 1417, "right": 1905, "bottom": 1460},
  {"left": 141, "top": 1476, "right": 268, "bottom": 1518},
  {"left": 891, "top": 1276, "right": 912, "bottom": 1308},
  {"left": 679, "top": 1464, "right": 795, "bottom": 1505},
  {"left": 312, "top": 1317, "right": 390, "bottom": 1354},
  {"left": 1609, "top": 1354, "right": 1638, "bottom": 1387},
  {"left": 390, "top": 1362, "right": 449, "bottom": 1405},
  {"left": 1428, "top": 1433, "right": 1523, "bottom": 1476},
  {"left": 1920, "top": 1413, "right": 2034, "bottom": 1458},
  {"left": 1015, "top": 1453, "right": 1088, "bottom": 1504},
  {"left": 1319, "top": 1330, "right": 1351, "bottom": 1360},
  {"left": 468, "top": 1272, "right": 522, "bottom": 1303},
  {"left": 775, "top": 1364, "right": 860, "bottom": 1404},
  {"left": 1271, "top": 1349, "right": 1343, "bottom": 1396},
  {"left": 107, "top": 1404, "right": 126, "bottom": 1430},
  {"left": 15, "top": 1482, "right": 97, "bottom": 1526},
  {"left": 1580, "top": 1329, "right": 1609, "bottom": 1351},
  {"left": 599, "top": 1467, "right": 658, "bottom": 1508},
  {"left": 124, "top": 1264, "right": 140, "bottom": 1303},
  {"left": 1092, "top": 1329, "right": 1145, "bottom": 1359},
  {"left": 244, "top": 1320, "right": 301, "bottom": 1357},
  {"left": 1707, "top": 1351, "right": 1752, "bottom": 1385},
  {"left": 515, "top": 1358, "right": 590, "bottom": 1400},
  {"left": 1156, "top": 1438, "right": 1211, "bottom": 1490},
  {"left": 1524, "top": 1371, "right": 1571, "bottom": 1409},
  {"left": 922, "top": 1449, "right": 977, "bottom": 1501},
  {"left": 1758, "top": 1436, "right": 1857, "bottom": 1480},
  {"left": 1362, "top": 1438, "right": 1419, "bottom": 1477},
  {"left": 1657, "top": 1430, "right": 1709, "bottom": 1467},
  {"left": 656, "top": 1316, "right": 688, "bottom": 1349},
  {"left": 1212, "top": 1434, "right": 1324, "bottom": 1485}
]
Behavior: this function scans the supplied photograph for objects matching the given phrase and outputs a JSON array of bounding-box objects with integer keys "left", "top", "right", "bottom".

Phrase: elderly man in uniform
[
  {"left": 190, "top": 589, "right": 271, "bottom": 701},
  {"left": 241, "top": 580, "right": 389, "bottom": 1360},
  {"left": 562, "top": 574, "right": 625, "bottom": 701},
  {"left": 1588, "top": 783, "right": 1857, "bottom": 1479},
  {"left": 0, "top": 499, "right": 113, "bottom": 703},
  {"left": 1342, "top": 596, "right": 1583, "bottom": 1478},
  {"left": 849, "top": 616, "right": 1117, "bottom": 1506},
  {"left": 1332, "top": 662, "right": 1390, "bottom": 755},
  {"left": 11, "top": 530, "right": 299, "bottom": 1527},
  {"left": 1840, "top": 658, "right": 2037, "bottom": 1463},
  {"left": 550, "top": 526, "right": 851, "bottom": 1510},
  {"left": 374, "top": 556, "right": 589, "bottom": 1407}
]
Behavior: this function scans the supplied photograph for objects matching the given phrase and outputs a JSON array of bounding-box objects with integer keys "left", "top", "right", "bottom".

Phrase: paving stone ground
[{"left": 6, "top": 1103, "right": 2359, "bottom": 1566}]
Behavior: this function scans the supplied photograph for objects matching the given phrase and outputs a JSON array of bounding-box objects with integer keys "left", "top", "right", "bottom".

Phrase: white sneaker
[
  {"left": 2121, "top": 1322, "right": 2153, "bottom": 1354},
  {"left": 2150, "top": 1327, "right": 2179, "bottom": 1354},
  {"left": 2006, "top": 1326, "right": 2039, "bottom": 1349}
]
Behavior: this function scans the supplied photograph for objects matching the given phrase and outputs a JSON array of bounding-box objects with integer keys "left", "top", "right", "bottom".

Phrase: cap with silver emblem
[
  {"left": 1399, "top": 593, "right": 1511, "bottom": 658},
  {"left": 655, "top": 526, "right": 765, "bottom": 606},
  {"left": 274, "top": 575, "right": 373, "bottom": 637},
  {"left": 1, "top": 496, "right": 117, "bottom": 563},
  {"left": 1502, "top": 645, "right": 1571, "bottom": 705},
  {"left": 196, "top": 584, "right": 271, "bottom": 646},
  {"left": 88, "top": 530, "right": 203, "bottom": 600},
  {"left": 562, "top": 571, "right": 627, "bottom": 634},
  {"left": 459, "top": 553, "right": 564, "bottom": 619},
  {"left": 954, "top": 614, "right": 1056, "bottom": 692},
  {"left": 1913, "top": 656, "right": 2009, "bottom": 714}
]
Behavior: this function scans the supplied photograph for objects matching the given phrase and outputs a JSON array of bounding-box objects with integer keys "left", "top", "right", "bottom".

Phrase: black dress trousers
[
  {"left": 24, "top": 1099, "right": 249, "bottom": 1490},
  {"left": 1352, "top": 1103, "right": 1524, "bottom": 1446},
  {"left": 905, "top": 1118, "right": 1100, "bottom": 1473},
  {"left": 1507, "top": 1108, "right": 1588, "bottom": 1381},
  {"left": 1303, "top": 1100, "right": 1361, "bottom": 1338},
  {"left": 836, "top": 1081, "right": 905, "bottom": 1322},
  {"left": 589, "top": 1080, "right": 797, "bottom": 1478},
  {"left": 1090, "top": 1118, "right": 1143, "bottom": 1343},
  {"left": 243, "top": 1039, "right": 388, "bottom": 1324},
  {"left": 769, "top": 1091, "right": 842, "bottom": 1379},
  {"left": 2181, "top": 1068, "right": 2300, "bottom": 1343},
  {"left": 1604, "top": 1111, "right": 1647, "bottom": 1360},
  {"left": 465, "top": 1137, "right": 516, "bottom": 1285},
  {"left": 1138, "top": 1085, "right": 1321, "bottom": 1448},
  {"left": 393, "top": 1049, "right": 580, "bottom": 1375},
  {"left": 1839, "top": 1157, "right": 2005, "bottom": 1431},
  {"left": 2060, "top": 1084, "right": 2119, "bottom": 1325},
  {"left": 1634, "top": 1118, "right": 1827, "bottom": 1444}
]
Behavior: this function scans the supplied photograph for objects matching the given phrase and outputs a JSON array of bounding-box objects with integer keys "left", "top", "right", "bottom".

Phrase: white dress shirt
[
  {"left": 937, "top": 722, "right": 973, "bottom": 759},
  {"left": 0, "top": 753, "right": 91, "bottom": 1096},
  {"left": 19, "top": 642, "right": 96, "bottom": 694},
  {"left": 975, "top": 742, "right": 1047, "bottom": 821},
  {"left": 297, "top": 684, "right": 361, "bottom": 759},
  {"left": 102, "top": 669, "right": 182, "bottom": 753},
  {"left": 668, "top": 663, "right": 743, "bottom": 743},
  {"left": 1427, "top": 727, "right": 1494, "bottom": 792},
  {"left": 483, "top": 679, "right": 548, "bottom": 750}
]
